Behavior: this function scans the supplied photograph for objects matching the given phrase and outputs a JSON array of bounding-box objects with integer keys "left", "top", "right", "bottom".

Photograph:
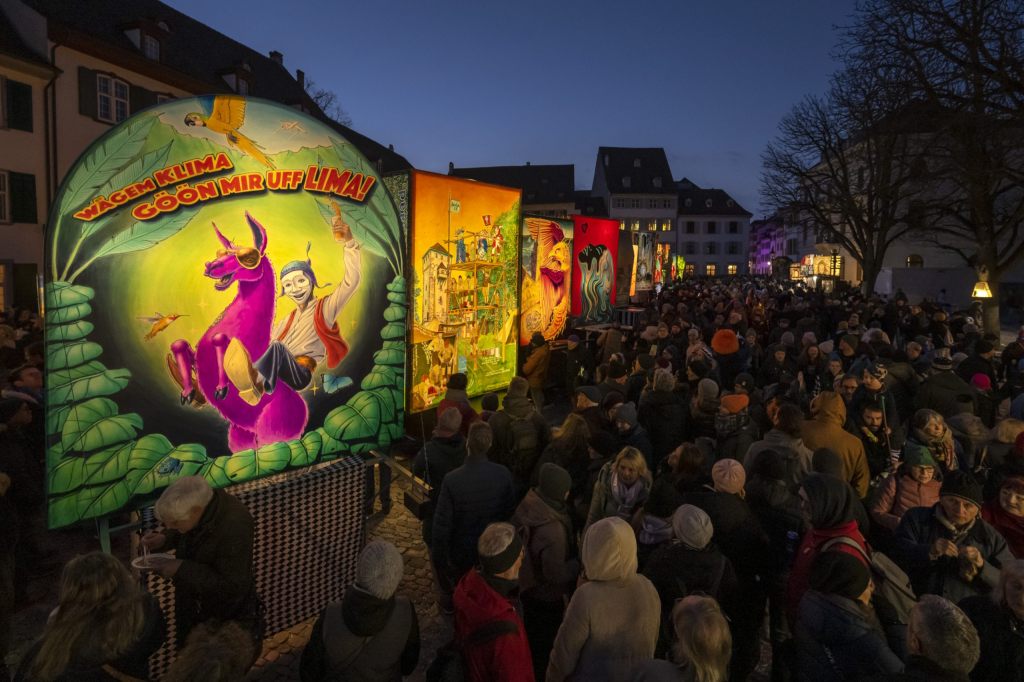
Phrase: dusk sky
[{"left": 167, "top": 0, "right": 856, "bottom": 216}]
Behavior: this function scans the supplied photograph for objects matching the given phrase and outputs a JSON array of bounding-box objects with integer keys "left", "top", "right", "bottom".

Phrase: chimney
[
  {"left": 448, "top": 161, "right": 454, "bottom": 173},
  {"left": 296, "top": 69, "right": 305, "bottom": 88},
  {"left": 388, "top": 144, "right": 394, "bottom": 151},
  {"left": 269, "top": 50, "right": 283, "bottom": 65},
  {"left": 525, "top": 161, "right": 530, "bottom": 166}
]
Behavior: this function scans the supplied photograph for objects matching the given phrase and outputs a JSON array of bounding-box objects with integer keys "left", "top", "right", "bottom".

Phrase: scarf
[
  {"left": 912, "top": 426, "right": 958, "bottom": 471},
  {"left": 935, "top": 504, "right": 975, "bottom": 543},
  {"left": 611, "top": 470, "right": 644, "bottom": 518},
  {"left": 983, "top": 500, "right": 1024, "bottom": 558}
]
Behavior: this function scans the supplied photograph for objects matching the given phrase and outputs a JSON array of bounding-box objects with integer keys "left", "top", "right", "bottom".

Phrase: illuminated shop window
[
  {"left": 706, "top": 263, "right": 717, "bottom": 276},
  {"left": 728, "top": 264, "right": 738, "bottom": 275}
]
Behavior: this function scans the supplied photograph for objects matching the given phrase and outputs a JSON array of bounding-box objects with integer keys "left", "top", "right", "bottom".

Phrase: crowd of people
[{"left": 5, "top": 277, "right": 1024, "bottom": 680}]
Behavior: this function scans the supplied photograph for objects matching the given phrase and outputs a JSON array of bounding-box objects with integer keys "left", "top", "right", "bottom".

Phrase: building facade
[
  {"left": 0, "top": 0, "right": 408, "bottom": 311},
  {"left": 675, "top": 179, "right": 752, "bottom": 277}
]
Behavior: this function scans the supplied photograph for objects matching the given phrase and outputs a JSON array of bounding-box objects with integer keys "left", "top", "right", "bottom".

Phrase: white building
[{"left": 675, "top": 179, "right": 752, "bottom": 277}]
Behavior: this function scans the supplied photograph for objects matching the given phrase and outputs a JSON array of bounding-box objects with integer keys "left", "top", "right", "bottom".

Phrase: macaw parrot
[{"left": 184, "top": 96, "right": 275, "bottom": 168}]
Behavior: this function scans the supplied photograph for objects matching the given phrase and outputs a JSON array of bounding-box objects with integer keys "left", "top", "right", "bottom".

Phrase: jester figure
[{"left": 223, "top": 208, "right": 362, "bottom": 404}]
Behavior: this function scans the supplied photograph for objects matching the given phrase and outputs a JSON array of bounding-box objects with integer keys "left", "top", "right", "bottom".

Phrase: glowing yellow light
[{"left": 972, "top": 281, "right": 993, "bottom": 298}]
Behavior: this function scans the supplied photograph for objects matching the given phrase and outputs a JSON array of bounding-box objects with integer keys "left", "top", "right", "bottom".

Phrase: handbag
[{"left": 403, "top": 446, "right": 435, "bottom": 520}]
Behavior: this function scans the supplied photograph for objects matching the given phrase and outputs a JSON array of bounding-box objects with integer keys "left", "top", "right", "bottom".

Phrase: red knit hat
[{"left": 711, "top": 329, "right": 740, "bottom": 356}]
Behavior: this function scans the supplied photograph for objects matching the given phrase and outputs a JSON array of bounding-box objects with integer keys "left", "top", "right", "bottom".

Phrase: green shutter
[
  {"left": 9, "top": 172, "right": 37, "bottom": 223},
  {"left": 78, "top": 67, "right": 97, "bottom": 119},
  {"left": 5, "top": 79, "right": 32, "bottom": 132},
  {"left": 129, "top": 84, "right": 156, "bottom": 115}
]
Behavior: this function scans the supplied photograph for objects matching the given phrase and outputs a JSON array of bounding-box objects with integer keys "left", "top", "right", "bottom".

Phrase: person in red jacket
[
  {"left": 785, "top": 473, "right": 870, "bottom": 627},
  {"left": 452, "top": 522, "right": 534, "bottom": 682}
]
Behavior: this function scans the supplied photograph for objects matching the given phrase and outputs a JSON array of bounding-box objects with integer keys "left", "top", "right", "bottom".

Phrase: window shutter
[
  {"left": 129, "top": 84, "right": 156, "bottom": 114},
  {"left": 9, "top": 172, "right": 37, "bottom": 223},
  {"left": 78, "top": 67, "right": 97, "bottom": 118},
  {"left": 5, "top": 79, "right": 32, "bottom": 132}
]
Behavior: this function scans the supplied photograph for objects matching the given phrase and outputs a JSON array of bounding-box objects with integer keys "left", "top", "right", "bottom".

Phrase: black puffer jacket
[
  {"left": 959, "top": 595, "right": 1024, "bottom": 682},
  {"left": 639, "top": 390, "right": 687, "bottom": 464}
]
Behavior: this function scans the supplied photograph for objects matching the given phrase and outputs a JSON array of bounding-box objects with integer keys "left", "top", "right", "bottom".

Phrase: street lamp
[{"left": 972, "top": 266, "right": 993, "bottom": 298}]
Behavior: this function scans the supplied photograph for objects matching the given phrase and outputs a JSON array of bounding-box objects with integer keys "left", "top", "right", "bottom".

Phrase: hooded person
[
  {"left": 300, "top": 541, "right": 420, "bottom": 681},
  {"left": 688, "top": 377, "right": 721, "bottom": 442},
  {"left": 795, "top": 552, "right": 903, "bottom": 681},
  {"left": 642, "top": 505, "right": 739, "bottom": 657},
  {"left": 785, "top": 473, "right": 870, "bottom": 628},
  {"left": 893, "top": 470, "right": 1014, "bottom": 603},
  {"left": 801, "top": 392, "right": 872, "bottom": 498},
  {"left": 451, "top": 523, "right": 534, "bottom": 682},
  {"left": 546, "top": 517, "right": 661, "bottom": 681},
  {"left": 510, "top": 464, "right": 580, "bottom": 674}
]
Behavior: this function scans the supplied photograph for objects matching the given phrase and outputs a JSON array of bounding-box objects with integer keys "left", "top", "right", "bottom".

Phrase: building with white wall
[{"left": 675, "top": 179, "right": 751, "bottom": 277}]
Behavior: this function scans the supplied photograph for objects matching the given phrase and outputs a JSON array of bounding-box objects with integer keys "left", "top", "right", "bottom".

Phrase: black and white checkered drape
[{"left": 139, "top": 456, "right": 366, "bottom": 678}]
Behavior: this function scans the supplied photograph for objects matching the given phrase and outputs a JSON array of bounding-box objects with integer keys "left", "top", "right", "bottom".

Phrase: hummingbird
[{"left": 139, "top": 313, "right": 187, "bottom": 341}]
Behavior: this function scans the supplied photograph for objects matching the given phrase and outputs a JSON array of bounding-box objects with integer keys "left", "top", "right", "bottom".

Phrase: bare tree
[
  {"left": 842, "top": 0, "right": 1024, "bottom": 332},
  {"left": 304, "top": 77, "right": 353, "bottom": 127},
  {"left": 761, "top": 68, "right": 930, "bottom": 294}
]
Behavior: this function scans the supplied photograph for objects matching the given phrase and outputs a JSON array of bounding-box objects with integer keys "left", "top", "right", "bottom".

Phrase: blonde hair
[
  {"left": 30, "top": 553, "right": 148, "bottom": 681},
  {"left": 993, "top": 559, "right": 1024, "bottom": 606},
  {"left": 993, "top": 418, "right": 1024, "bottom": 444},
  {"left": 553, "top": 413, "right": 590, "bottom": 443},
  {"left": 163, "top": 621, "right": 256, "bottom": 682},
  {"left": 672, "top": 596, "right": 732, "bottom": 682},
  {"left": 613, "top": 446, "right": 651, "bottom": 483},
  {"left": 653, "top": 367, "right": 676, "bottom": 392}
]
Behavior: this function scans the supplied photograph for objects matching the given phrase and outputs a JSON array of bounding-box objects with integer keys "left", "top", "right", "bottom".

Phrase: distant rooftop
[{"left": 449, "top": 163, "right": 574, "bottom": 204}]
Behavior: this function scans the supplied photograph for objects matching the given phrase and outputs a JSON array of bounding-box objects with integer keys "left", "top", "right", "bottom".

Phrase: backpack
[
  {"left": 821, "top": 536, "right": 917, "bottom": 624},
  {"left": 508, "top": 414, "right": 541, "bottom": 481},
  {"left": 425, "top": 619, "right": 520, "bottom": 682}
]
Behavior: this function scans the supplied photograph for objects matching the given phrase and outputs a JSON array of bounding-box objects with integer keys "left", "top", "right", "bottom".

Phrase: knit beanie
[
  {"left": 971, "top": 373, "right": 992, "bottom": 391},
  {"left": 733, "top": 373, "right": 754, "bottom": 393},
  {"left": 781, "top": 331, "right": 795, "bottom": 348},
  {"left": 720, "top": 394, "right": 749, "bottom": 415},
  {"left": 940, "top": 470, "right": 983, "bottom": 508},
  {"left": 812, "top": 448, "right": 845, "bottom": 479},
  {"left": 355, "top": 541, "right": 405, "bottom": 599},
  {"left": 608, "top": 362, "right": 628, "bottom": 380},
  {"left": 698, "top": 378, "right": 719, "bottom": 404},
  {"left": 615, "top": 402, "right": 638, "bottom": 428},
  {"left": 902, "top": 443, "right": 938, "bottom": 469},
  {"left": 537, "top": 463, "right": 572, "bottom": 506},
  {"left": 809, "top": 551, "right": 870, "bottom": 600},
  {"left": 711, "top": 329, "right": 740, "bottom": 356},
  {"left": 712, "top": 458, "right": 746, "bottom": 495},
  {"left": 672, "top": 504, "right": 713, "bottom": 550}
]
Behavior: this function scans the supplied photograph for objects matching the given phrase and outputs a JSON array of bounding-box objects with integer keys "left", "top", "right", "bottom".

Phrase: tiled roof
[
  {"left": 596, "top": 146, "right": 675, "bottom": 195},
  {"left": 677, "top": 186, "right": 751, "bottom": 217},
  {"left": 0, "top": 7, "right": 51, "bottom": 69},
  {"left": 449, "top": 164, "right": 574, "bottom": 204}
]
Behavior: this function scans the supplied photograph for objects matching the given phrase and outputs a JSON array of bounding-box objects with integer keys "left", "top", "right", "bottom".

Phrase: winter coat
[
  {"left": 511, "top": 489, "right": 579, "bottom": 603},
  {"left": 642, "top": 541, "right": 738, "bottom": 642},
  {"left": 299, "top": 587, "right": 419, "bottom": 682},
  {"left": 488, "top": 395, "right": 551, "bottom": 485},
  {"left": 746, "top": 477, "right": 805, "bottom": 579},
  {"left": 547, "top": 518, "right": 661, "bottom": 682},
  {"left": 893, "top": 504, "right": 1014, "bottom": 603},
  {"left": 453, "top": 569, "right": 534, "bottom": 682},
  {"left": 956, "top": 354, "right": 997, "bottom": 389},
  {"left": 163, "top": 488, "right": 259, "bottom": 640},
  {"left": 785, "top": 520, "right": 869, "bottom": 628},
  {"left": 915, "top": 370, "right": 974, "bottom": 420},
  {"left": 794, "top": 590, "right": 903, "bottom": 682},
  {"left": 630, "top": 660, "right": 697, "bottom": 682},
  {"left": 437, "top": 389, "right": 479, "bottom": 437},
  {"left": 870, "top": 473, "right": 941, "bottom": 532},
  {"left": 862, "top": 655, "right": 971, "bottom": 682},
  {"left": 743, "top": 430, "right": 813, "bottom": 492},
  {"left": 523, "top": 343, "right": 551, "bottom": 389},
  {"left": 714, "top": 412, "right": 758, "bottom": 462},
  {"left": 959, "top": 594, "right": 1024, "bottom": 682},
  {"left": 587, "top": 461, "right": 652, "bottom": 530},
  {"left": 639, "top": 390, "right": 688, "bottom": 464},
  {"left": 564, "top": 345, "right": 593, "bottom": 389},
  {"left": 412, "top": 433, "right": 466, "bottom": 543},
  {"left": 801, "top": 393, "right": 871, "bottom": 498},
  {"left": 432, "top": 456, "right": 517, "bottom": 575},
  {"left": 686, "top": 402, "right": 718, "bottom": 442}
]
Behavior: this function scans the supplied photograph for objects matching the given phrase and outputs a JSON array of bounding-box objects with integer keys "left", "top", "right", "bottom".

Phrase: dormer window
[
  {"left": 633, "top": 158, "right": 641, "bottom": 168},
  {"left": 685, "top": 198, "right": 692, "bottom": 208},
  {"left": 705, "top": 198, "right": 713, "bottom": 208},
  {"left": 622, "top": 176, "right": 631, "bottom": 189},
  {"left": 142, "top": 34, "right": 160, "bottom": 60},
  {"left": 652, "top": 177, "right": 662, "bottom": 189},
  {"left": 222, "top": 71, "right": 252, "bottom": 95}
]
